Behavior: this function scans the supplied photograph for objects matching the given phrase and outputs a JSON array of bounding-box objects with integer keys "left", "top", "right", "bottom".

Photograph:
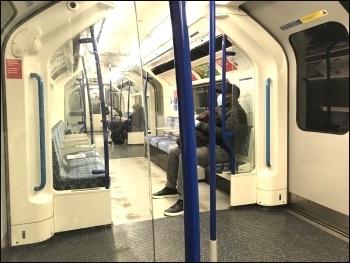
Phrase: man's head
[
  {"left": 226, "top": 82, "right": 240, "bottom": 99},
  {"left": 224, "top": 82, "right": 240, "bottom": 105},
  {"left": 214, "top": 82, "right": 240, "bottom": 106}
]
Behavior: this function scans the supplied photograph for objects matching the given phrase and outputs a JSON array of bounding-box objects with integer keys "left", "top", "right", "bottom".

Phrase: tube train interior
[{"left": 1, "top": 1, "right": 349, "bottom": 262}]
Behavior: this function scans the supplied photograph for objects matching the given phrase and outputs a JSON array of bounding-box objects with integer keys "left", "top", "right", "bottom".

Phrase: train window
[
  {"left": 193, "top": 86, "right": 209, "bottom": 114},
  {"left": 155, "top": 84, "right": 164, "bottom": 116},
  {"left": 106, "top": 88, "right": 120, "bottom": 112},
  {"left": 89, "top": 87, "right": 101, "bottom": 114},
  {"left": 134, "top": 94, "right": 143, "bottom": 106},
  {"left": 290, "top": 22, "right": 349, "bottom": 134},
  {"left": 193, "top": 81, "right": 222, "bottom": 114},
  {"left": 69, "top": 89, "right": 82, "bottom": 111}
]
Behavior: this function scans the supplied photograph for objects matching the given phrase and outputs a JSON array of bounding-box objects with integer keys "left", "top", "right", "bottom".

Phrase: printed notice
[
  {"left": 6, "top": 59, "right": 22, "bottom": 79},
  {"left": 192, "top": 62, "right": 220, "bottom": 79},
  {"left": 300, "top": 10, "right": 329, "bottom": 23},
  {"left": 280, "top": 10, "right": 329, "bottom": 31},
  {"left": 216, "top": 57, "right": 238, "bottom": 72}
]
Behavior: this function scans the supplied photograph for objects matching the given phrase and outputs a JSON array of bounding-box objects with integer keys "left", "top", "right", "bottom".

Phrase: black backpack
[{"left": 111, "top": 122, "right": 128, "bottom": 144}]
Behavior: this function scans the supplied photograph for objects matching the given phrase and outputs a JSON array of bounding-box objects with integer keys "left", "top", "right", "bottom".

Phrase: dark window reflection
[
  {"left": 290, "top": 22, "right": 349, "bottom": 134},
  {"left": 69, "top": 89, "right": 82, "bottom": 111},
  {"left": 89, "top": 88, "right": 101, "bottom": 114},
  {"left": 193, "top": 82, "right": 222, "bottom": 114}
]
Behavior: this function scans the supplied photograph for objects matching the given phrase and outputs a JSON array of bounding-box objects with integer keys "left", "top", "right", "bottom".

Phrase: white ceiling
[{"left": 95, "top": 1, "right": 170, "bottom": 69}]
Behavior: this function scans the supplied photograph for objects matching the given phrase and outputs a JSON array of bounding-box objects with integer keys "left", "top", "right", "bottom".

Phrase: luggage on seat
[{"left": 111, "top": 121, "right": 128, "bottom": 144}]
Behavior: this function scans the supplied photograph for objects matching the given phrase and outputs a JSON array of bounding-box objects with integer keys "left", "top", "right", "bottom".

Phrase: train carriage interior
[{"left": 1, "top": 1, "right": 349, "bottom": 262}]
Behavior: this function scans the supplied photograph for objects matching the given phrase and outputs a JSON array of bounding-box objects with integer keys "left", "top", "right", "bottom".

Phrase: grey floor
[
  {"left": 97, "top": 133, "right": 232, "bottom": 223},
  {"left": 6, "top": 133, "right": 349, "bottom": 262},
  {"left": 7, "top": 207, "right": 350, "bottom": 262}
]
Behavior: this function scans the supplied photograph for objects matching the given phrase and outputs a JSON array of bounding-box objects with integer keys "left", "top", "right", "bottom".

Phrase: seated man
[
  {"left": 152, "top": 83, "right": 248, "bottom": 216},
  {"left": 176, "top": 94, "right": 223, "bottom": 148},
  {"left": 130, "top": 103, "right": 145, "bottom": 132}
]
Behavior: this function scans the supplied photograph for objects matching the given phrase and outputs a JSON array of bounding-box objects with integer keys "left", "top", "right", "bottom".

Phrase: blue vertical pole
[
  {"left": 109, "top": 63, "right": 113, "bottom": 121},
  {"left": 144, "top": 72, "right": 149, "bottom": 136},
  {"left": 89, "top": 25, "right": 110, "bottom": 189},
  {"left": 169, "top": 1, "right": 200, "bottom": 262},
  {"left": 208, "top": 1, "right": 217, "bottom": 261},
  {"left": 127, "top": 81, "right": 131, "bottom": 131},
  {"left": 221, "top": 35, "right": 236, "bottom": 174},
  {"left": 81, "top": 56, "right": 94, "bottom": 144},
  {"left": 120, "top": 80, "right": 123, "bottom": 112},
  {"left": 80, "top": 73, "right": 87, "bottom": 133}
]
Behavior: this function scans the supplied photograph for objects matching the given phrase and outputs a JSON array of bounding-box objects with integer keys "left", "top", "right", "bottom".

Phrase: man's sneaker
[
  {"left": 152, "top": 187, "right": 178, "bottom": 199},
  {"left": 164, "top": 200, "right": 184, "bottom": 216}
]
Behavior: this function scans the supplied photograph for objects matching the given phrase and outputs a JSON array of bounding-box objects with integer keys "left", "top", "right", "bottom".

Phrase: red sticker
[
  {"left": 191, "top": 73, "right": 197, "bottom": 81},
  {"left": 216, "top": 57, "right": 237, "bottom": 72},
  {"left": 6, "top": 59, "right": 22, "bottom": 79}
]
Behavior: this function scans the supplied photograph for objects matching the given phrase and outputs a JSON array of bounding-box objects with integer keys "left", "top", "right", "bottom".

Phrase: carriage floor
[{"left": 6, "top": 133, "right": 349, "bottom": 262}]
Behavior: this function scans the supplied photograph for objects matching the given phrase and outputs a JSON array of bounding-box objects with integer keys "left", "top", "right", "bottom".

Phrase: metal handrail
[
  {"left": 266, "top": 78, "right": 271, "bottom": 167},
  {"left": 30, "top": 72, "right": 46, "bottom": 191}
]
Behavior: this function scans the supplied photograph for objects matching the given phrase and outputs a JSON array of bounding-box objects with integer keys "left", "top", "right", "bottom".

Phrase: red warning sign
[
  {"left": 216, "top": 57, "right": 237, "bottom": 72},
  {"left": 6, "top": 59, "right": 22, "bottom": 79}
]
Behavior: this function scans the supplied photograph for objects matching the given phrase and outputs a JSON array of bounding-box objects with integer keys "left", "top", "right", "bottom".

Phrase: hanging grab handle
[
  {"left": 266, "top": 78, "right": 271, "bottom": 167},
  {"left": 30, "top": 73, "right": 47, "bottom": 191}
]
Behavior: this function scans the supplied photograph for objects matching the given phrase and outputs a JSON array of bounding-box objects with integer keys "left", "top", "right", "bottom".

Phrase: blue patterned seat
[
  {"left": 52, "top": 121, "right": 107, "bottom": 190},
  {"left": 147, "top": 134, "right": 177, "bottom": 147},
  {"left": 157, "top": 140, "right": 178, "bottom": 154},
  {"left": 147, "top": 116, "right": 179, "bottom": 147},
  {"left": 205, "top": 126, "right": 254, "bottom": 174}
]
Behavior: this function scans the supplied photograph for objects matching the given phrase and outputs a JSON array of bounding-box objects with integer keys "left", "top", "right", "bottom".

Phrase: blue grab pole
[
  {"left": 80, "top": 75, "right": 87, "bottom": 133},
  {"left": 221, "top": 35, "right": 236, "bottom": 174},
  {"left": 89, "top": 25, "right": 110, "bottom": 189},
  {"left": 169, "top": 1, "right": 201, "bottom": 262},
  {"left": 81, "top": 56, "right": 94, "bottom": 144},
  {"left": 208, "top": 1, "right": 218, "bottom": 261},
  {"left": 120, "top": 79, "right": 123, "bottom": 110},
  {"left": 144, "top": 72, "right": 149, "bottom": 136},
  {"left": 127, "top": 81, "right": 131, "bottom": 130},
  {"left": 79, "top": 30, "right": 109, "bottom": 171}
]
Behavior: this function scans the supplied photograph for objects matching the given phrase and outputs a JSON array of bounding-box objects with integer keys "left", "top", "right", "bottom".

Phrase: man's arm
[{"left": 196, "top": 108, "right": 235, "bottom": 141}]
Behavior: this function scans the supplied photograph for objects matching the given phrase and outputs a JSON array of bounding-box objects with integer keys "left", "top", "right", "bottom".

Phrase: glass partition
[{"left": 4, "top": 1, "right": 155, "bottom": 260}]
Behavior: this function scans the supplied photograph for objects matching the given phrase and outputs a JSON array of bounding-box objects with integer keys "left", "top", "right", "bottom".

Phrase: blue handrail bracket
[
  {"left": 30, "top": 72, "right": 47, "bottom": 191},
  {"left": 266, "top": 78, "right": 271, "bottom": 167}
]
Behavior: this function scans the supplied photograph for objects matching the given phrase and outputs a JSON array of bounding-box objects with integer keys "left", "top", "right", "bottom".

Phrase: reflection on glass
[{"left": 291, "top": 22, "right": 349, "bottom": 134}]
